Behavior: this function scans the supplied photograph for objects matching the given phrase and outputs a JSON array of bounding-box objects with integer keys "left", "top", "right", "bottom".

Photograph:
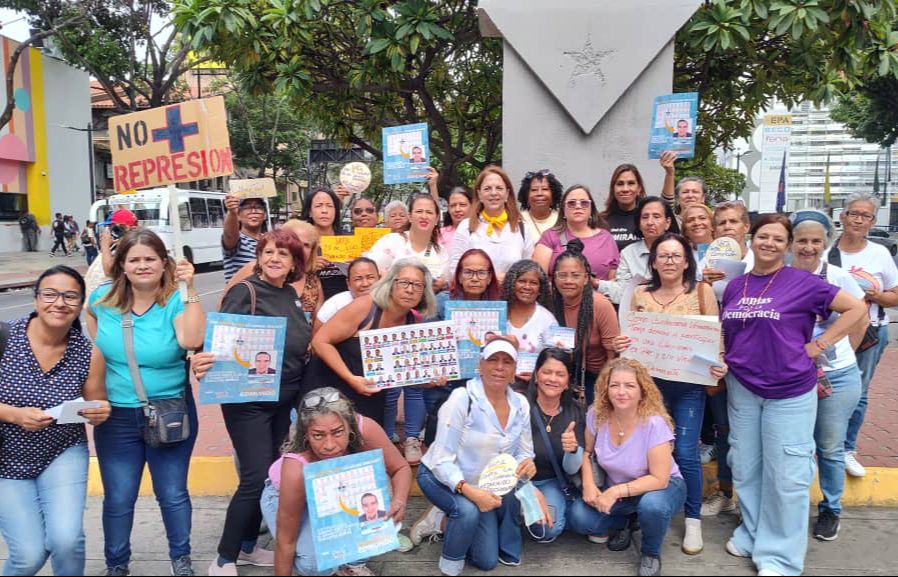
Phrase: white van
[{"left": 89, "top": 188, "right": 266, "bottom": 265}]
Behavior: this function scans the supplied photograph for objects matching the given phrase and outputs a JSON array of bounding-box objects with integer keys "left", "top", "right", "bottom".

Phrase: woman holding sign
[
  {"left": 502, "top": 260, "right": 557, "bottom": 385},
  {"left": 416, "top": 338, "right": 549, "bottom": 576},
  {"left": 719, "top": 214, "right": 866, "bottom": 576},
  {"left": 0, "top": 266, "right": 110, "bottom": 577},
  {"left": 205, "top": 228, "right": 314, "bottom": 576},
  {"left": 302, "top": 187, "right": 348, "bottom": 300},
  {"left": 447, "top": 166, "right": 535, "bottom": 283},
  {"left": 613, "top": 232, "right": 725, "bottom": 556}
]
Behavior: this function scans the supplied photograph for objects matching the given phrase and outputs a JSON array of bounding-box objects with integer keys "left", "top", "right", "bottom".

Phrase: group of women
[{"left": 0, "top": 154, "right": 893, "bottom": 577}]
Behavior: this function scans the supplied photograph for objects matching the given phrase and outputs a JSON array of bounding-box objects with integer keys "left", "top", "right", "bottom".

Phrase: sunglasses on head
[
  {"left": 525, "top": 169, "right": 552, "bottom": 180},
  {"left": 302, "top": 390, "right": 341, "bottom": 410}
]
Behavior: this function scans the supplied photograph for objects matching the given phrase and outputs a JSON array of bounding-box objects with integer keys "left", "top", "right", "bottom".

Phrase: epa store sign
[{"left": 109, "top": 96, "right": 233, "bottom": 193}]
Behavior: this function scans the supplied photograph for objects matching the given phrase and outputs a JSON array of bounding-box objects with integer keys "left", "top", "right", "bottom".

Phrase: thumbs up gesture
[{"left": 561, "top": 421, "right": 578, "bottom": 453}]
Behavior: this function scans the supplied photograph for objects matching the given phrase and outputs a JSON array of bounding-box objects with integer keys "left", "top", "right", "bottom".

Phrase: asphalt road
[{"left": 0, "top": 266, "right": 227, "bottom": 323}]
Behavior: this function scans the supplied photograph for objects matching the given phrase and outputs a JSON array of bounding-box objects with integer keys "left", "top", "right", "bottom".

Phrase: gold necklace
[{"left": 538, "top": 398, "right": 561, "bottom": 433}]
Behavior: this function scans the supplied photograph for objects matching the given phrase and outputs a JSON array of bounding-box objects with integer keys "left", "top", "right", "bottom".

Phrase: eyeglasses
[
  {"left": 36, "top": 288, "right": 83, "bottom": 306},
  {"left": 394, "top": 279, "right": 426, "bottom": 292},
  {"left": 461, "top": 268, "right": 491, "bottom": 280},
  {"left": 302, "top": 390, "right": 341, "bottom": 410},
  {"left": 656, "top": 254, "right": 685, "bottom": 263},
  {"left": 844, "top": 210, "right": 875, "bottom": 222},
  {"left": 353, "top": 207, "right": 376, "bottom": 215},
  {"left": 525, "top": 169, "right": 552, "bottom": 179},
  {"left": 555, "top": 272, "right": 587, "bottom": 281},
  {"left": 240, "top": 204, "right": 266, "bottom": 213},
  {"left": 565, "top": 199, "right": 591, "bottom": 210}
]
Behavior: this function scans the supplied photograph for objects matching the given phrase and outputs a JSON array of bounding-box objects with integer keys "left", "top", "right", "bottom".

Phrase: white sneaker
[
  {"left": 410, "top": 505, "right": 445, "bottom": 546},
  {"left": 726, "top": 539, "right": 750, "bottom": 558},
  {"left": 700, "top": 444, "right": 716, "bottom": 465},
  {"left": 845, "top": 451, "right": 867, "bottom": 478},
  {"left": 682, "top": 518, "right": 703, "bottom": 555},
  {"left": 701, "top": 491, "right": 737, "bottom": 516},
  {"left": 403, "top": 437, "right": 423, "bottom": 465}
]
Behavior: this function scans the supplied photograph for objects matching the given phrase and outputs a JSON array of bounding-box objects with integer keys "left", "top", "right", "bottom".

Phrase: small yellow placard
[{"left": 321, "top": 236, "right": 362, "bottom": 263}]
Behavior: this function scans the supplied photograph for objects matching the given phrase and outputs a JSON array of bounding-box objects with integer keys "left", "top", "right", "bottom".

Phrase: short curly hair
[
  {"left": 517, "top": 170, "right": 563, "bottom": 211},
  {"left": 501, "top": 259, "right": 552, "bottom": 308}
]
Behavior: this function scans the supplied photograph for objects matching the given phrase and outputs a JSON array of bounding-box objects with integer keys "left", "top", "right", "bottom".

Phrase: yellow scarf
[{"left": 481, "top": 210, "right": 508, "bottom": 237}]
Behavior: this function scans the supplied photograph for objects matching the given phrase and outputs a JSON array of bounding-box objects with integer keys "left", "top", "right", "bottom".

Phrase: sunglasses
[
  {"left": 525, "top": 169, "right": 552, "bottom": 179},
  {"left": 302, "top": 390, "right": 341, "bottom": 410},
  {"left": 353, "top": 207, "right": 376, "bottom": 215}
]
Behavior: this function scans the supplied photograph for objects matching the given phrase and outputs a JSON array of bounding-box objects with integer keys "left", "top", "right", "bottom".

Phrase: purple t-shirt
[
  {"left": 721, "top": 266, "right": 839, "bottom": 399},
  {"left": 538, "top": 228, "right": 621, "bottom": 280},
  {"left": 586, "top": 408, "right": 682, "bottom": 487}
]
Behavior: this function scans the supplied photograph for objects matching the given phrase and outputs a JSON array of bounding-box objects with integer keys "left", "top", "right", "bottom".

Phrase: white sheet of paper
[
  {"left": 45, "top": 398, "right": 102, "bottom": 424},
  {"left": 711, "top": 259, "right": 747, "bottom": 280},
  {"left": 685, "top": 354, "right": 722, "bottom": 379},
  {"left": 618, "top": 274, "right": 648, "bottom": 331}
]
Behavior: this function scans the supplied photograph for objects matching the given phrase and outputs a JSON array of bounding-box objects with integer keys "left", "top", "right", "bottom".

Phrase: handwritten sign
[
  {"left": 478, "top": 454, "right": 518, "bottom": 496},
  {"left": 340, "top": 163, "right": 372, "bottom": 194},
  {"left": 229, "top": 178, "right": 277, "bottom": 199},
  {"left": 623, "top": 312, "right": 722, "bottom": 386},
  {"left": 321, "top": 236, "right": 362, "bottom": 263},
  {"left": 356, "top": 227, "right": 391, "bottom": 253},
  {"left": 109, "top": 96, "right": 233, "bottom": 193},
  {"left": 706, "top": 237, "right": 743, "bottom": 264}
]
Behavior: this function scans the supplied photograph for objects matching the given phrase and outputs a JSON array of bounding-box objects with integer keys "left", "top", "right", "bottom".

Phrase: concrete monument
[{"left": 478, "top": 0, "right": 702, "bottom": 202}]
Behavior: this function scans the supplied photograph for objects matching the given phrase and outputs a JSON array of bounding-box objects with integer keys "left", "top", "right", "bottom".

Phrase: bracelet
[
  {"left": 455, "top": 480, "right": 467, "bottom": 494},
  {"left": 186, "top": 294, "right": 201, "bottom": 304}
]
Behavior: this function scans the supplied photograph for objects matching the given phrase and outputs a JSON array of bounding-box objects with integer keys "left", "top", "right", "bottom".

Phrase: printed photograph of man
[
  {"left": 409, "top": 145, "right": 426, "bottom": 163},
  {"left": 675, "top": 119, "right": 692, "bottom": 138},
  {"left": 358, "top": 493, "right": 386, "bottom": 525},
  {"left": 248, "top": 351, "right": 277, "bottom": 375}
]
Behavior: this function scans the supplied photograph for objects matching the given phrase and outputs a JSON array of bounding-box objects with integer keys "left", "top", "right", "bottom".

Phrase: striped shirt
[{"left": 223, "top": 231, "right": 258, "bottom": 282}]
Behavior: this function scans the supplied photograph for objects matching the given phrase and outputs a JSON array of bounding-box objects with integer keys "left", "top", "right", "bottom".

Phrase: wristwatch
[{"left": 187, "top": 294, "right": 201, "bottom": 304}]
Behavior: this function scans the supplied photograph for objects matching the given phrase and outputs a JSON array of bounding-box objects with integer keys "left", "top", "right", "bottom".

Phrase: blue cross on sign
[{"left": 152, "top": 106, "right": 200, "bottom": 154}]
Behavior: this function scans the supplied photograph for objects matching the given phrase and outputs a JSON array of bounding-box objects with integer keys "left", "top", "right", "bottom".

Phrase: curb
[{"left": 87, "top": 457, "right": 898, "bottom": 507}]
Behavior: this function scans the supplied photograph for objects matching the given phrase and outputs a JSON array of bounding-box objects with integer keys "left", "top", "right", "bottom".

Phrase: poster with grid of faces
[
  {"left": 200, "top": 313, "right": 286, "bottom": 404},
  {"left": 359, "top": 321, "right": 460, "bottom": 389},
  {"left": 444, "top": 301, "right": 507, "bottom": 379},
  {"left": 304, "top": 450, "right": 399, "bottom": 571}
]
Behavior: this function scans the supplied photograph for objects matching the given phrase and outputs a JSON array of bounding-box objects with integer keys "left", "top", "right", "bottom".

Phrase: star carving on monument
[{"left": 563, "top": 35, "right": 616, "bottom": 85}]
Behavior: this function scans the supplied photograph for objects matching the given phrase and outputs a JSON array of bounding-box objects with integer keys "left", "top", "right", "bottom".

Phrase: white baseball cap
[{"left": 480, "top": 339, "right": 518, "bottom": 362}]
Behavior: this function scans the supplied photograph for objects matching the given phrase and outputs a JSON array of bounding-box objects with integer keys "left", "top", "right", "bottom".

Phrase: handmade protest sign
[
  {"left": 382, "top": 123, "right": 429, "bottom": 184},
  {"left": 200, "top": 313, "right": 287, "bottom": 404},
  {"left": 444, "top": 301, "right": 507, "bottom": 379},
  {"left": 109, "top": 96, "right": 233, "bottom": 194},
  {"left": 478, "top": 454, "right": 519, "bottom": 496},
  {"left": 340, "top": 162, "right": 372, "bottom": 194},
  {"left": 304, "top": 450, "right": 399, "bottom": 571},
  {"left": 229, "top": 178, "right": 277, "bottom": 199},
  {"left": 648, "top": 93, "right": 699, "bottom": 160},
  {"left": 356, "top": 227, "right": 392, "bottom": 254},
  {"left": 622, "top": 312, "right": 722, "bottom": 387},
  {"left": 359, "top": 321, "right": 461, "bottom": 389},
  {"left": 321, "top": 236, "right": 362, "bottom": 263},
  {"left": 705, "top": 237, "right": 747, "bottom": 281}
]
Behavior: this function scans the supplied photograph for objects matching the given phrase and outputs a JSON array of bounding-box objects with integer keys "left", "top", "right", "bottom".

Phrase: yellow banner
[
  {"left": 321, "top": 236, "right": 362, "bottom": 263},
  {"left": 763, "top": 114, "right": 792, "bottom": 126},
  {"left": 109, "top": 96, "right": 233, "bottom": 193},
  {"left": 356, "top": 227, "right": 391, "bottom": 253}
]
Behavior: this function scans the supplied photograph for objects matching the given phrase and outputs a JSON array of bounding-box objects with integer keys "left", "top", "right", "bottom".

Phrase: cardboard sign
[
  {"left": 229, "top": 178, "right": 277, "bottom": 199},
  {"left": 623, "top": 312, "right": 722, "bottom": 387},
  {"left": 321, "top": 236, "right": 362, "bottom": 263},
  {"left": 478, "top": 454, "right": 519, "bottom": 496},
  {"left": 340, "top": 163, "right": 372, "bottom": 194},
  {"left": 356, "top": 227, "right": 392, "bottom": 253},
  {"left": 109, "top": 96, "right": 233, "bottom": 193}
]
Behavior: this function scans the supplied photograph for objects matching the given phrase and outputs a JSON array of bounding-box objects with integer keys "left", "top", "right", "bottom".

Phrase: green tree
[
  {"left": 830, "top": 76, "right": 898, "bottom": 147},
  {"left": 679, "top": 155, "right": 747, "bottom": 204}
]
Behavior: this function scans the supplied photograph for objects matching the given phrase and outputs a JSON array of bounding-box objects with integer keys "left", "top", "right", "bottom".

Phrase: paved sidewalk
[
  {"left": 1, "top": 496, "right": 895, "bottom": 576},
  {"left": 0, "top": 251, "right": 89, "bottom": 289}
]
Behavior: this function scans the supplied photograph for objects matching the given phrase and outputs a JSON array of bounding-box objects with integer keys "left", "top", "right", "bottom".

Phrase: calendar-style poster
[
  {"left": 200, "top": 313, "right": 287, "bottom": 404},
  {"left": 444, "top": 301, "right": 507, "bottom": 380},
  {"left": 381, "top": 123, "right": 429, "bottom": 184},
  {"left": 304, "top": 449, "right": 399, "bottom": 571},
  {"left": 359, "top": 321, "right": 461, "bottom": 389},
  {"left": 648, "top": 92, "right": 699, "bottom": 160}
]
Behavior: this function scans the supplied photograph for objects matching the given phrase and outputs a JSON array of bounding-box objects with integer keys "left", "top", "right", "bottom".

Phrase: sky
[{"left": 0, "top": 9, "right": 32, "bottom": 43}]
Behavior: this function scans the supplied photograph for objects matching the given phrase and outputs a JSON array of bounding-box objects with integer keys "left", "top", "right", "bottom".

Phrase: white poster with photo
[{"left": 359, "top": 321, "right": 461, "bottom": 389}]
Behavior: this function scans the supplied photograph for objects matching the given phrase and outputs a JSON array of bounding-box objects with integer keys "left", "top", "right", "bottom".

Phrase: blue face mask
[{"left": 515, "top": 480, "right": 544, "bottom": 526}]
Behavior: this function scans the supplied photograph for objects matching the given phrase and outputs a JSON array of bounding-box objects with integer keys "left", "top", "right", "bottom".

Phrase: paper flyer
[
  {"left": 304, "top": 450, "right": 400, "bottom": 571},
  {"left": 200, "top": 313, "right": 287, "bottom": 404},
  {"left": 648, "top": 93, "right": 699, "bottom": 160},
  {"left": 546, "top": 327, "right": 576, "bottom": 351},
  {"left": 381, "top": 123, "right": 430, "bottom": 184},
  {"left": 444, "top": 301, "right": 507, "bottom": 380},
  {"left": 359, "top": 321, "right": 461, "bottom": 389}
]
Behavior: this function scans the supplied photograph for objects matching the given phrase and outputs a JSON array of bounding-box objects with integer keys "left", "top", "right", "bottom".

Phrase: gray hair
[
  {"left": 383, "top": 200, "right": 408, "bottom": 218},
  {"left": 844, "top": 192, "right": 880, "bottom": 211},
  {"left": 288, "top": 387, "right": 363, "bottom": 454},
  {"left": 370, "top": 257, "right": 438, "bottom": 318},
  {"left": 676, "top": 177, "right": 707, "bottom": 197}
]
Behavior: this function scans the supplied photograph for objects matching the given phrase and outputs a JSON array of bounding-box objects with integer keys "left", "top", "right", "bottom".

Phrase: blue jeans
[
  {"left": 815, "top": 364, "right": 862, "bottom": 516},
  {"left": 260, "top": 481, "right": 335, "bottom": 576},
  {"left": 383, "top": 386, "right": 425, "bottom": 438},
  {"left": 528, "top": 479, "right": 604, "bottom": 541},
  {"left": 417, "top": 464, "right": 522, "bottom": 571},
  {"left": 93, "top": 398, "right": 199, "bottom": 568},
  {"left": 845, "top": 324, "right": 889, "bottom": 452},
  {"left": 0, "top": 444, "right": 88, "bottom": 576},
  {"left": 727, "top": 375, "right": 817, "bottom": 576},
  {"left": 657, "top": 379, "right": 706, "bottom": 519},
  {"left": 85, "top": 246, "right": 98, "bottom": 266},
  {"left": 572, "top": 477, "right": 687, "bottom": 557},
  {"left": 708, "top": 389, "right": 732, "bottom": 485}
]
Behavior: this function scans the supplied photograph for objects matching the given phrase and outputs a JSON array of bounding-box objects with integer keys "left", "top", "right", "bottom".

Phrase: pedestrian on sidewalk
[
  {"left": 720, "top": 214, "right": 866, "bottom": 576},
  {"left": 18, "top": 210, "right": 40, "bottom": 252},
  {"left": 222, "top": 194, "right": 267, "bottom": 283},
  {"left": 832, "top": 193, "right": 898, "bottom": 478},
  {"left": 0, "top": 265, "right": 111, "bottom": 576},
  {"left": 86, "top": 229, "right": 206, "bottom": 577},
  {"left": 790, "top": 210, "right": 869, "bottom": 542},
  {"left": 207, "top": 229, "right": 313, "bottom": 576},
  {"left": 64, "top": 216, "right": 80, "bottom": 255},
  {"left": 82, "top": 220, "right": 98, "bottom": 266},
  {"left": 49, "top": 213, "right": 68, "bottom": 257}
]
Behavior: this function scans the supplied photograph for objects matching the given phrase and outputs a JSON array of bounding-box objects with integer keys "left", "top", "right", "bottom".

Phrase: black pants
[
  {"left": 51, "top": 234, "right": 68, "bottom": 255},
  {"left": 217, "top": 401, "right": 292, "bottom": 561}
]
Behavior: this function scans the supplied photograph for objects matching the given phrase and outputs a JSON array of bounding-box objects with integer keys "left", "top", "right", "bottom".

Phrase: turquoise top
[{"left": 89, "top": 284, "right": 187, "bottom": 407}]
